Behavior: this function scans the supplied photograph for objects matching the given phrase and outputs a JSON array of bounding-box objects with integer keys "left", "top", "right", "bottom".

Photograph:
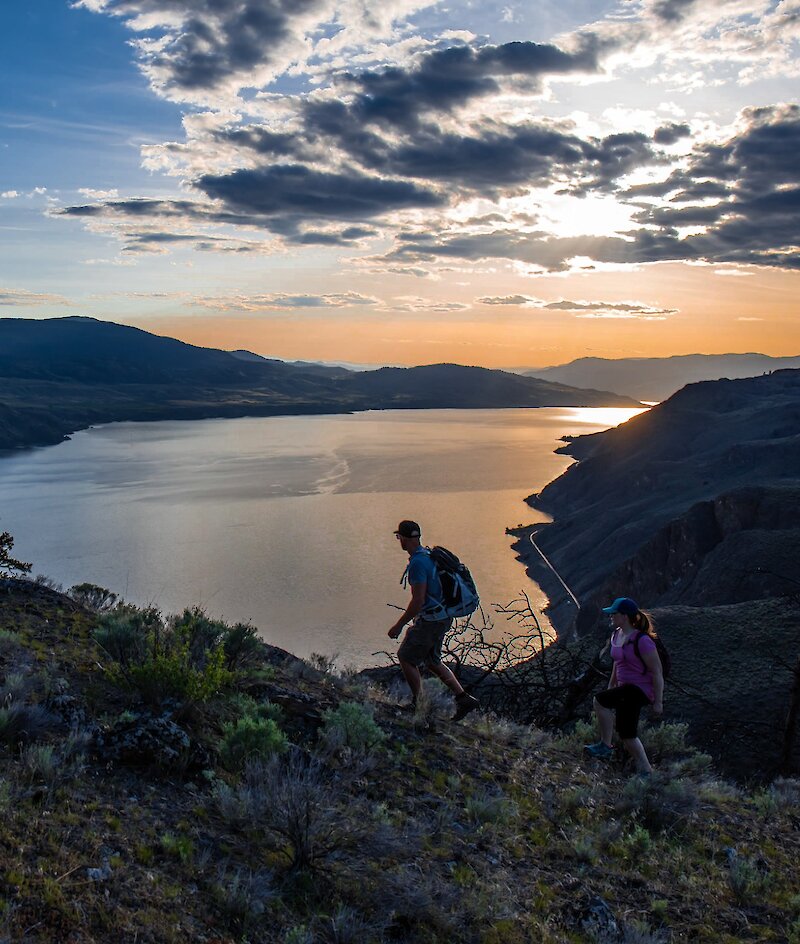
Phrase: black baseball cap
[{"left": 394, "top": 520, "right": 421, "bottom": 538}]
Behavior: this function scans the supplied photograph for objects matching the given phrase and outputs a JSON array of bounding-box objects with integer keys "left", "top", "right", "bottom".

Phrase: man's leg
[
  {"left": 426, "top": 660, "right": 464, "bottom": 695},
  {"left": 398, "top": 658, "right": 423, "bottom": 701}
]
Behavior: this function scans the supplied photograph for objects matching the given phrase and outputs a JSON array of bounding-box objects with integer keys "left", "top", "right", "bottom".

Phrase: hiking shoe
[
  {"left": 584, "top": 741, "right": 614, "bottom": 759},
  {"left": 452, "top": 693, "right": 479, "bottom": 722}
]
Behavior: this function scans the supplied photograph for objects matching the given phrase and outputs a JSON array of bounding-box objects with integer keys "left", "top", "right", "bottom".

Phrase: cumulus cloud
[
  {"left": 75, "top": 0, "right": 335, "bottom": 102},
  {"left": 63, "top": 1, "right": 800, "bottom": 277}
]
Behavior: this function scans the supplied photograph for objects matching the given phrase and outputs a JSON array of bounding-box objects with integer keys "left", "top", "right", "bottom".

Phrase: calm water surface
[{"left": 0, "top": 408, "right": 643, "bottom": 666}]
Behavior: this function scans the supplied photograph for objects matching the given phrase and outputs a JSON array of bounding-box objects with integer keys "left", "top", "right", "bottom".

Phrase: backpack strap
[{"left": 631, "top": 630, "right": 649, "bottom": 674}]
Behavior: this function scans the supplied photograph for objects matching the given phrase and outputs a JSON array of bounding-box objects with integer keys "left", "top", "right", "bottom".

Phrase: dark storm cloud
[
  {"left": 625, "top": 104, "right": 800, "bottom": 268},
  {"left": 653, "top": 122, "right": 691, "bottom": 145},
  {"left": 213, "top": 126, "right": 303, "bottom": 157},
  {"left": 57, "top": 195, "right": 382, "bottom": 248},
  {"left": 83, "top": 0, "right": 326, "bottom": 94},
  {"left": 196, "top": 164, "right": 444, "bottom": 220},
  {"left": 650, "top": 0, "right": 699, "bottom": 23},
  {"left": 293, "top": 109, "right": 664, "bottom": 196},
  {"left": 333, "top": 38, "right": 601, "bottom": 132},
  {"left": 384, "top": 102, "right": 800, "bottom": 273},
  {"left": 367, "top": 103, "right": 795, "bottom": 273}
]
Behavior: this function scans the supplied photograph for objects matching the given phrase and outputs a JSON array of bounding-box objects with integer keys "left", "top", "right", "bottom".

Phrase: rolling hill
[
  {"left": 0, "top": 317, "right": 638, "bottom": 451},
  {"left": 521, "top": 353, "right": 800, "bottom": 401}
]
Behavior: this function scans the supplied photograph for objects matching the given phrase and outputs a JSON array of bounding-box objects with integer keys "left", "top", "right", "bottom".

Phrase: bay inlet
[{"left": 0, "top": 407, "right": 644, "bottom": 666}]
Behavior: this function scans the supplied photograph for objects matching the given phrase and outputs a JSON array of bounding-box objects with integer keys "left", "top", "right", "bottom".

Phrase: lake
[{"left": 0, "top": 407, "right": 643, "bottom": 666}]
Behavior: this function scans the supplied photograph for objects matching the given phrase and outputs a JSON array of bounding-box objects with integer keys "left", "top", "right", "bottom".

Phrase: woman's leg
[
  {"left": 593, "top": 697, "right": 615, "bottom": 747},
  {"left": 622, "top": 737, "right": 652, "bottom": 774}
]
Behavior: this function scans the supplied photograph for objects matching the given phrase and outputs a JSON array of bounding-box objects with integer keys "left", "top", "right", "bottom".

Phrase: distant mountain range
[
  {"left": 521, "top": 353, "right": 800, "bottom": 401},
  {"left": 0, "top": 317, "right": 637, "bottom": 451}
]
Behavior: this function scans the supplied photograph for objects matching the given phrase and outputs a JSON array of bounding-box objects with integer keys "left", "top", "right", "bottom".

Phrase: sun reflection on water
[{"left": 558, "top": 406, "right": 650, "bottom": 428}]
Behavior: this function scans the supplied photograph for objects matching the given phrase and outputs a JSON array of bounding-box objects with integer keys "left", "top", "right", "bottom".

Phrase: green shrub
[
  {"left": 770, "top": 777, "right": 800, "bottom": 810},
  {"left": 570, "top": 833, "right": 598, "bottom": 864},
  {"left": 18, "top": 744, "right": 58, "bottom": 785},
  {"left": 320, "top": 701, "right": 385, "bottom": 753},
  {"left": 123, "top": 643, "right": 233, "bottom": 704},
  {"left": 553, "top": 718, "right": 596, "bottom": 750},
  {"left": 220, "top": 716, "right": 288, "bottom": 771},
  {"left": 94, "top": 605, "right": 159, "bottom": 666},
  {"left": 170, "top": 608, "right": 227, "bottom": 664},
  {"left": 612, "top": 824, "right": 652, "bottom": 861},
  {"left": 0, "top": 704, "right": 56, "bottom": 747},
  {"left": 68, "top": 583, "right": 118, "bottom": 612},
  {"left": 160, "top": 832, "right": 194, "bottom": 865},
  {"left": 213, "top": 865, "right": 276, "bottom": 934},
  {"left": 225, "top": 692, "right": 284, "bottom": 725},
  {"left": 727, "top": 853, "right": 771, "bottom": 904},
  {"left": 641, "top": 722, "right": 693, "bottom": 761},
  {"left": 95, "top": 604, "right": 234, "bottom": 704},
  {"left": 618, "top": 775, "right": 700, "bottom": 833},
  {"left": 464, "top": 788, "right": 518, "bottom": 826},
  {"left": 223, "top": 622, "right": 262, "bottom": 670},
  {"left": 0, "top": 629, "right": 21, "bottom": 649}
]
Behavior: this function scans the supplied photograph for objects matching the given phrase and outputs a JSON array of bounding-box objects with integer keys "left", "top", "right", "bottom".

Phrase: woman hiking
[{"left": 584, "top": 597, "right": 664, "bottom": 775}]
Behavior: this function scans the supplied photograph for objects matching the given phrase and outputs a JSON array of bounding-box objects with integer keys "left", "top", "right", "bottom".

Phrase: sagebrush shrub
[
  {"left": 68, "top": 583, "right": 118, "bottom": 612},
  {"left": 95, "top": 604, "right": 234, "bottom": 704},
  {"left": 94, "top": 605, "right": 160, "bottom": 664},
  {"left": 619, "top": 776, "right": 699, "bottom": 832},
  {"left": 770, "top": 777, "right": 800, "bottom": 810},
  {"left": 464, "top": 787, "right": 518, "bottom": 826},
  {"left": 213, "top": 865, "right": 276, "bottom": 933},
  {"left": 18, "top": 744, "right": 58, "bottom": 785},
  {"left": 313, "top": 904, "right": 387, "bottom": 944},
  {"left": 727, "top": 853, "right": 771, "bottom": 904},
  {"left": 641, "top": 722, "right": 692, "bottom": 761},
  {"left": 0, "top": 704, "right": 56, "bottom": 747},
  {"left": 554, "top": 718, "right": 597, "bottom": 750},
  {"left": 222, "top": 622, "right": 262, "bottom": 670},
  {"left": 221, "top": 753, "right": 396, "bottom": 872},
  {"left": 220, "top": 716, "right": 288, "bottom": 771},
  {"left": 320, "top": 701, "right": 385, "bottom": 753}
]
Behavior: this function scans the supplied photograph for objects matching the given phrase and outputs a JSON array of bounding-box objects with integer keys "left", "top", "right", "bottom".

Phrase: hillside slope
[
  {"left": 0, "top": 578, "right": 797, "bottom": 943},
  {"left": 523, "top": 369, "right": 800, "bottom": 615}
]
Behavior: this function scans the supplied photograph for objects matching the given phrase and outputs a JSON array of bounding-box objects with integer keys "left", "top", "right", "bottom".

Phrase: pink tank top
[{"left": 610, "top": 631, "right": 656, "bottom": 702}]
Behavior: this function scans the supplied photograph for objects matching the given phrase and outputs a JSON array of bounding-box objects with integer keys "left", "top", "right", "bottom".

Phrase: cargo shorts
[{"left": 397, "top": 617, "right": 453, "bottom": 667}]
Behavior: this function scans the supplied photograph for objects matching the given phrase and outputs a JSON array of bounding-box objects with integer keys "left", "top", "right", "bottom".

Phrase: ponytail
[{"left": 632, "top": 609, "right": 657, "bottom": 638}]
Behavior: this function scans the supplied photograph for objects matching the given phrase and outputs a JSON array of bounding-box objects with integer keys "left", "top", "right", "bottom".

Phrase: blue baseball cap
[{"left": 602, "top": 597, "right": 640, "bottom": 617}]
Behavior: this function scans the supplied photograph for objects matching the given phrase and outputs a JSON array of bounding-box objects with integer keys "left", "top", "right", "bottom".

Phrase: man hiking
[{"left": 388, "top": 520, "right": 479, "bottom": 721}]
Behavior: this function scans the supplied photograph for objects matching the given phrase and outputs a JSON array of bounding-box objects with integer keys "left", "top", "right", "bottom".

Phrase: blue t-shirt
[{"left": 406, "top": 547, "right": 444, "bottom": 620}]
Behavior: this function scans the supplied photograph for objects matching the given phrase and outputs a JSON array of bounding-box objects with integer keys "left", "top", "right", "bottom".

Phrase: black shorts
[
  {"left": 595, "top": 684, "right": 650, "bottom": 740},
  {"left": 397, "top": 617, "right": 452, "bottom": 667}
]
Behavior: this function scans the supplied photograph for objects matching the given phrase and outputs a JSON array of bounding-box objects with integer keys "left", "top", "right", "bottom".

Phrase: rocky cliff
[{"left": 523, "top": 369, "right": 800, "bottom": 625}]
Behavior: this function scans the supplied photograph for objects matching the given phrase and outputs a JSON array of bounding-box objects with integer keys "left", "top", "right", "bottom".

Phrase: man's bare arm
[{"left": 388, "top": 582, "right": 427, "bottom": 638}]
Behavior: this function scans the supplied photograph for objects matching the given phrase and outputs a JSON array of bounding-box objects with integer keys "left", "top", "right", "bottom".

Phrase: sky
[{"left": 1, "top": 0, "right": 799, "bottom": 368}]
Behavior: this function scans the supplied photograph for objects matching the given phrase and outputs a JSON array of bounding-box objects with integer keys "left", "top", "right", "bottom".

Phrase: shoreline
[{"left": 508, "top": 523, "right": 582, "bottom": 641}]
